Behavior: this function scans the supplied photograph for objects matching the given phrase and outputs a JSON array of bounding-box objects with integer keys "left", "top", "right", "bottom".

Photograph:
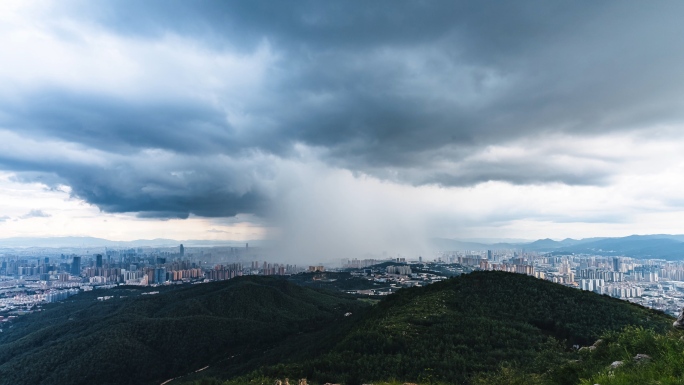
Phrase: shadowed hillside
[{"left": 0, "top": 277, "right": 367, "bottom": 385}]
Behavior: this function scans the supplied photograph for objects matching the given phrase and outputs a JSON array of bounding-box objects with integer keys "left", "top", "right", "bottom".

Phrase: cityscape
[
  {"left": 4, "top": 240, "right": 684, "bottom": 329},
  {"left": 342, "top": 250, "right": 684, "bottom": 317}
]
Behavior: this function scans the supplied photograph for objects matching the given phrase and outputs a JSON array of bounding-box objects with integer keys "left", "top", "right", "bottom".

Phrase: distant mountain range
[
  {"left": 3, "top": 234, "right": 684, "bottom": 260},
  {"left": 0, "top": 236, "right": 267, "bottom": 249},
  {"left": 431, "top": 234, "right": 684, "bottom": 260}
]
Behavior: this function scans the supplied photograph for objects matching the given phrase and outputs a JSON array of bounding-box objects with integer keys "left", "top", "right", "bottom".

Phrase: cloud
[
  {"left": 0, "top": 131, "right": 276, "bottom": 219},
  {"left": 20, "top": 209, "right": 51, "bottom": 219},
  {"left": 0, "top": 0, "right": 684, "bottom": 253},
  {"left": 207, "top": 228, "right": 229, "bottom": 233}
]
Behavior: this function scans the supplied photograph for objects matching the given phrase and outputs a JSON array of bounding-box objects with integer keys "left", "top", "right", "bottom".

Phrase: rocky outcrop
[
  {"left": 673, "top": 307, "right": 684, "bottom": 329},
  {"left": 276, "top": 379, "right": 307, "bottom": 385},
  {"left": 579, "top": 338, "right": 604, "bottom": 352},
  {"left": 610, "top": 361, "right": 623, "bottom": 369},
  {"left": 634, "top": 353, "right": 651, "bottom": 363}
]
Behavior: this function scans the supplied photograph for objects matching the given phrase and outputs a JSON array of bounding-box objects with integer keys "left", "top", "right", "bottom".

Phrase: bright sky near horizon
[{"left": 2, "top": 1, "right": 684, "bottom": 258}]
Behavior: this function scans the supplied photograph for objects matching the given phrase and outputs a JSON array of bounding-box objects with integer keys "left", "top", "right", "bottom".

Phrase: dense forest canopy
[{"left": 0, "top": 272, "right": 673, "bottom": 385}]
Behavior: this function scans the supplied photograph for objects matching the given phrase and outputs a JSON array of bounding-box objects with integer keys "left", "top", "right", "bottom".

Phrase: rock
[
  {"left": 592, "top": 339, "right": 604, "bottom": 347},
  {"left": 674, "top": 307, "right": 684, "bottom": 329},
  {"left": 579, "top": 345, "right": 596, "bottom": 352},
  {"left": 610, "top": 360, "right": 623, "bottom": 369},
  {"left": 633, "top": 353, "right": 651, "bottom": 363}
]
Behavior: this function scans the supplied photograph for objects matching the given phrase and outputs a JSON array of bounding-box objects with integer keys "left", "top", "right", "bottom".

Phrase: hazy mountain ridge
[
  {"left": 3, "top": 235, "right": 684, "bottom": 260},
  {"left": 432, "top": 234, "right": 684, "bottom": 259},
  {"left": 0, "top": 236, "right": 267, "bottom": 249},
  {"left": 549, "top": 235, "right": 684, "bottom": 259},
  {"left": 429, "top": 237, "right": 605, "bottom": 252}
]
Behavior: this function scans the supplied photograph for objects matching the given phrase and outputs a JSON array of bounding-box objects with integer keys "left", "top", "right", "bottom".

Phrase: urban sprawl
[{"left": 2, "top": 245, "right": 683, "bottom": 328}]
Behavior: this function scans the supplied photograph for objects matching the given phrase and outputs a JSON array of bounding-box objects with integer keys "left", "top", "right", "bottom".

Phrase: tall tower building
[
  {"left": 71, "top": 256, "right": 81, "bottom": 276},
  {"left": 180, "top": 244, "right": 185, "bottom": 257},
  {"left": 96, "top": 254, "right": 103, "bottom": 268},
  {"left": 154, "top": 267, "right": 167, "bottom": 284}
]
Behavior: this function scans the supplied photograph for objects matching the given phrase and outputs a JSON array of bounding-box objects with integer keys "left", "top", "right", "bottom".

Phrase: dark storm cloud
[
  {"left": 0, "top": 149, "right": 273, "bottom": 219},
  {"left": 5, "top": 1, "right": 684, "bottom": 218},
  {"left": 64, "top": 0, "right": 474, "bottom": 51},
  {"left": 259, "top": 0, "right": 684, "bottom": 177},
  {"left": 71, "top": 160, "right": 270, "bottom": 218},
  {"left": 418, "top": 159, "right": 613, "bottom": 187},
  {"left": 1, "top": 91, "right": 240, "bottom": 155}
]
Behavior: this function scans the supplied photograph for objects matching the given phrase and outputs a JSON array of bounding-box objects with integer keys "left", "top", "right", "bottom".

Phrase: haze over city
[{"left": 2, "top": 1, "right": 684, "bottom": 261}]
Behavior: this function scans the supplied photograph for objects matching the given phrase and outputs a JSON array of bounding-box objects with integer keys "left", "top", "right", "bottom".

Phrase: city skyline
[{"left": 2, "top": 2, "right": 684, "bottom": 260}]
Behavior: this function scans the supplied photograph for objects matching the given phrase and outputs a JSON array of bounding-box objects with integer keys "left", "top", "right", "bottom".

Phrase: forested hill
[
  {"left": 207, "top": 272, "right": 672, "bottom": 385},
  {"left": 0, "top": 273, "right": 673, "bottom": 385},
  {"left": 0, "top": 277, "right": 367, "bottom": 385}
]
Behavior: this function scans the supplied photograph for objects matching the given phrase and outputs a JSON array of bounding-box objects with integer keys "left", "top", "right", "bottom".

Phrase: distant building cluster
[
  {"left": 576, "top": 268, "right": 625, "bottom": 282},
  {"left": 45, "top": 288, "right": 80, "bottom": 303},
  {"left": 479, "top": 260, "right": 535, "bottom": 276},
  {"left": 248, "top": 261, "right": 299, "bottom": 276},
  {"left": 437, "top": 248, "right": 684, "bottom": 316},
  {"left": 0, "top": 243, "right": 304, "bottom": 313},
  {"left": 342, "top": 258, "right": 382, "bottom": 269},
  {"left": 386, "top": 265, "right": 411, "bottom": 275},
  {"left": 206, "top": 264, "right": 243, "bottom": 281}
]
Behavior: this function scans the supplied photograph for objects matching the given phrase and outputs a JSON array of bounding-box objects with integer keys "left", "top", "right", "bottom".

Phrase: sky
[{"left": 2, "top": 1, "right": 684, "bottom": 259}]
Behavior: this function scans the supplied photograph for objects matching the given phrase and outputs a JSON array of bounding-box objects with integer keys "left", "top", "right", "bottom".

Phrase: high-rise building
[
  {"left": 612, "top": 257, "right": 620, "bottom": 272},
  {"left": 71, "top": 256, "right": 81, "bottom": 276},
  {"left": 96, "top": 254, "right": 103, "bottom": 268},
  {"left": 180, "top": 244, "right": 184, "bottom": 256},
  {"left": 154, "top": 267, "right": 167, "bottom": 284}
]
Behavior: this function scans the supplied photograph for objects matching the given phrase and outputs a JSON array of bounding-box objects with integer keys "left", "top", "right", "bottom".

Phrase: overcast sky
[{"left": 2, "top": 1, "right": 684, "bottom": 258}]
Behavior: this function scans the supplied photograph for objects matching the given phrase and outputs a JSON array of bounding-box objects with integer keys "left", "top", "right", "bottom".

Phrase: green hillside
[
  {"left": 0, "top": 277, "right": 367, "bottom": 385},
  {"left": 474, "top": 326, "right": 684, "bottom": 385},
  {"left": 207, "top": 271, "right": 671, "bottom": 385},
  {"left": 0, "top": 272, "right": 674, "bottom": 385}
]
